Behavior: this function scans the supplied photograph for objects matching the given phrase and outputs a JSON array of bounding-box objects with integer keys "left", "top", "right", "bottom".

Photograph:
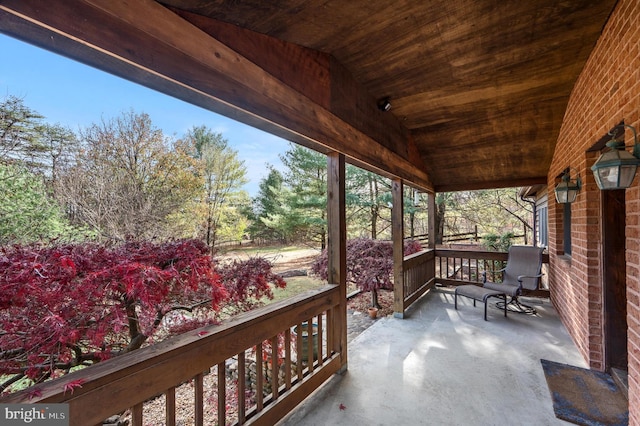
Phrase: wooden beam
[
  {"left": 0, "top": 0, "right": 432, "bottom": 190},
  {"left": 327, "top": 152, "right": 347, "bottom": 370},
  {"left": 392, "top": 179, "right": 405, "bottom": 318},
  {"left": 435, "top": 176, "right": 547, "bottom": 193}
]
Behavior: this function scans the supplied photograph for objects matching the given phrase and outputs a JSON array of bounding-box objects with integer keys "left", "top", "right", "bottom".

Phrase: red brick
[{"left": 548, "top": 1, "right": 640, "bottom": 422}]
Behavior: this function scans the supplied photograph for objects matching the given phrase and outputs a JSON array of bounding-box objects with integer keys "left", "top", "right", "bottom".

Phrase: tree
[
  {"left": 218, "top": 256, "right": 286, "bottom": 316},
  {"left": 0, "top": 95, "right": 46, "bottom": 169},
  {"left": 248, "top": 167, "right": 287, "bottom": 242},
  {"left": 279, "top": 145, "right": 327, "bottom": 248},
  {"left": 184, "top": 126, "right": 248, "bottom": 251},
  {"left": 40, "top": 123, "right": 78, "bottom": 191},
  {"left": 345, "top": 166, "right": 392, "bottom": 239},
  {"left": 57, "top": 111, "right": 202, "bottom": 240},
  {"left": 442, "top": 188, "right": 533, "bottom": 244},
  {"left": 0, "top": 239, "right": 285, "bottom": 393},
  {"left": 0, "top": 164, "right": 90, "bottom": 244},
  {"left": 311, "top": 238, "right": 423, "bottom": 308}
]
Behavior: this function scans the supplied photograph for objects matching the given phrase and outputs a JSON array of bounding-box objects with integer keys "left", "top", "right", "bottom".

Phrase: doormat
[{"left": 540, "top": 359, "right": 628, "bottom": 426}]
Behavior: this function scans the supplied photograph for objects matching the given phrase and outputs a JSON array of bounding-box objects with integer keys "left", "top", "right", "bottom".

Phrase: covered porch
[
  {"left": 0, "top": 1, "right": 636, "bottom": 424},
  {"left": 0, "top": 248, "right": 564, "bottom": 425},
  {"left": 281, "top": 288, "right": 584, "bottom": 425}
]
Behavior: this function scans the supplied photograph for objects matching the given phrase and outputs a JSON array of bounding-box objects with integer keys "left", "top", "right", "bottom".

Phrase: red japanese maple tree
[
  {"left": 0, "top": 239, "right": 285, "bottom": 393},
  {"left": 311, "top": 238, "right": 423, "bottom": 308}
]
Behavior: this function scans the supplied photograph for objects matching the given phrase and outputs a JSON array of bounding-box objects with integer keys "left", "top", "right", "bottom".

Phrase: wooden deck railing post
[
  {"left": 392, "top": 179, "right": 405, "bottom": 318},
  {"left": 428, "top": 192, "right": 436, "bottom": 250},
  {"left": 327, "top": 152, "right": 347, "bottom": 371}
]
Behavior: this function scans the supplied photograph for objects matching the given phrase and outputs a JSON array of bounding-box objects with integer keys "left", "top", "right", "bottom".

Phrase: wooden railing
[
  {"left": 401, "top": 249, "right": 436, "bottom": 311},
  {"left": 1, "top": 285, "right": 343, "bottom": 426},
  {"left": 434, "top": 249, "right": 550, "bottom": 296}
]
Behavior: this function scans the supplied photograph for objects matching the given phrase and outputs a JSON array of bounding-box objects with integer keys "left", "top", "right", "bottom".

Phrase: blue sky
[{"left": 0, "top": 34, "right": 291, "bottom": 196}]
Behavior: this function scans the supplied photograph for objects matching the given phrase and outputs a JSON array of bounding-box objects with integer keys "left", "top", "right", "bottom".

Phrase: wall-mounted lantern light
[
  {"left": 591, "top": 124, "right": 640, "bottom": 190},
  {"left": 554, "top": 168, "right": 582, "bottom": 203}
]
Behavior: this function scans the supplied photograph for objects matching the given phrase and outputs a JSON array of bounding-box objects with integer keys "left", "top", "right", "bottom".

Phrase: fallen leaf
[
  {"left": 339, "top": 403, "right": 347, "bottom": 410},
  {"left": 26, "top": 388, "right": 43, "bottom": 401},
  {"left": 63, "top": 379, "right": 85, "bottom": 395}
]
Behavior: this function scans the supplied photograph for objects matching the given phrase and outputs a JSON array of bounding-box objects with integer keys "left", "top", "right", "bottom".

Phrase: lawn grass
[
  {"left": 221, "top": 244, "right": 310, "bottom": 256},
  {"left": 270, "top": 275, "right": 326, "bottom": 303}
]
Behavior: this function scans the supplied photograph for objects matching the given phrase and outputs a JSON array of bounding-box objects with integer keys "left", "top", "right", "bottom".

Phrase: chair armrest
[
  {"left": 516, "top": 273, "right": 544, "bottom": 290},
  {"left": 516, "top": 273, "right": 543, "bottom": 281}
]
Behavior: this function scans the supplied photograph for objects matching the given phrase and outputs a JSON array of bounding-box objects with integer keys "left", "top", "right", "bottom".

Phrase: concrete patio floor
[{"left": 278, "top": 287, "right": 586, "bottom": 426}]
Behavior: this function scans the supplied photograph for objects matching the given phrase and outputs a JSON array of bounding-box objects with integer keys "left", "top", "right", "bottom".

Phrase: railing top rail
[
  {"left": 403, "top": 249, "right": 435, "bottom": 268},
  {"left": 435, "top": 248, "right": 549, "bottom": 263}
]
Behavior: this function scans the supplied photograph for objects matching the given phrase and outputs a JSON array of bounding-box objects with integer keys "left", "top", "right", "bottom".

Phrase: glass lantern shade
[
  {"left": 554, "top": 177, "right": 580, "bottom": 203},
  {"left": 591, "top": 143, "right": 640, "bottom": 190}
]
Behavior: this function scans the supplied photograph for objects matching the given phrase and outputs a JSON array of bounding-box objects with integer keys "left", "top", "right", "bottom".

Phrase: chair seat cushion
[
  {"left": 483, "top": 281, "right": 519, "bottom": 296},
  {"left": 455, "top": 284, "right": 505, "bottom": 301},
  {"left": 454, "top": 284, "right": 508, "bottom": 321}
]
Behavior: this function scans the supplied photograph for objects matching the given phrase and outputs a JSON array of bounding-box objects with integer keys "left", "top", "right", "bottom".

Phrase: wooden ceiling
[{"left": 0, "top": 0, "right": 617, "bottom": 192}]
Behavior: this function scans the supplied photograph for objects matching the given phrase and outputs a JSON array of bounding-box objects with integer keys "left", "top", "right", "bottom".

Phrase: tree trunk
[
  {"left": 369, "top": 175, "right": 379, "bottom": 238},
  {"left": 125, "top": 301, "right": 147, "bottom": 352},
  {"left": 371, "top": 289, "right": 381, "bottom": 309},
  {"left": 409, "top": 210, "right": 416, "bottom": 238},
  {"left": 435, "top": 200, "right": 446, "bottom": 244}
]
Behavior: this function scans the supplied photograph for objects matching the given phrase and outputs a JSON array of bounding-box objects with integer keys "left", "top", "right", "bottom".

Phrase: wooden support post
[
  {"left": 428, "top": 192, "right": 437, "bottom": 249},
  {"left": 327, "top": 152, "right": 347, "bottom": 372},
  {"left": 392, "top": 179, "right": 405, "bottom": 318}
]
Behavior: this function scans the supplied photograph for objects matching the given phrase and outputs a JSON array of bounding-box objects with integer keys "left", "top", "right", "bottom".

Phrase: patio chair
[
  {"left": 482, "top": 245, "right": 544, "bottom": 314},
  {"left": 454, "top": 245, "right": 544, "bottom": 320}
]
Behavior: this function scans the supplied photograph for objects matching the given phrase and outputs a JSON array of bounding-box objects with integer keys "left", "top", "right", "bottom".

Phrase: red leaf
[
  {"left": 63, "top": 379, "right": 85, "bottom": 395},
  {"left": 339, "top": 403, "right": 347, "bottom": 410},
  {"left": 26, "top": 388, "right": 42, "bottom": 401},
  {"left": 196, "top": 330, "right": 209, "bottom": 337}
]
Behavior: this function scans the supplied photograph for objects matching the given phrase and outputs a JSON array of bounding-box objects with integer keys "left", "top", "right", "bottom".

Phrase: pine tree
[{"left": 279, "top": 145, "right": 327, "bottom": 248}]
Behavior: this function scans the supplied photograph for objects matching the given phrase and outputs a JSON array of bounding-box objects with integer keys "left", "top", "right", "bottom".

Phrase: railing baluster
[
  {"left": 284, "top": 328, "right": 292, "bottom": 390},
  {"left": 465, "top": 256, "right": 470, "bottom": 280},
  {"left": 194, "top": 373, "right": 204, "bottom": 426},
  {"left": 317, "top": 312, "right": 324, "bottom": 366},
  {"left": 238, "top": 351, "right": 246, "bottom": 425},
  {"left": 166, "top": 386, "right": 176, "bottom": 426},
  {"left": 296, "top": 322, "right": 303, "bottom": 380},
  {"left": 325, "top": 310, "right": 334, "bottom": 356},
  {"left": 218, "top": 361, "right": 226, "bottom": 425},
  {"left": 131, "top": 403, "right": 143, "bottom": 426},
  {"left": 306, "top": 319, "right": 314, "bottom": 373},
  {"left": 270, "top": 335, "right": 279, "bottom": 400},
  {"left": 446, "top": 256, "right": 450, "bottom": 278},
  {"left": 474, "top": 259, "right": 479, "bottom": 281},
  {"left": 256, "top": 342, "right": 264, "bottom": 411}
]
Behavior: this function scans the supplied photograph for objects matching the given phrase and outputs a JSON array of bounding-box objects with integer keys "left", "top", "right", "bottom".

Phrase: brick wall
[{"left": 548, "top": 0, "right": 640, "bottom": 423}]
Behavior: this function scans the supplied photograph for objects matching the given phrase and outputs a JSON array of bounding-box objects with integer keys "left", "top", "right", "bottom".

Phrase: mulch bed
[{"left": 347, "top": 289, "right": 394, "bottom": 317}]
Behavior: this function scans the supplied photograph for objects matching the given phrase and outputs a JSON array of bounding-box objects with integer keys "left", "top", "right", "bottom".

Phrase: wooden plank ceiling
[{"left": 0, "top": 0, "right": 616, "bottom": 192}]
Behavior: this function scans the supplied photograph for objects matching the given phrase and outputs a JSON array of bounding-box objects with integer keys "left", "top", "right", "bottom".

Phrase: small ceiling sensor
[{"left": 377, "top": 97, "right": 391, "bottom": 112}]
